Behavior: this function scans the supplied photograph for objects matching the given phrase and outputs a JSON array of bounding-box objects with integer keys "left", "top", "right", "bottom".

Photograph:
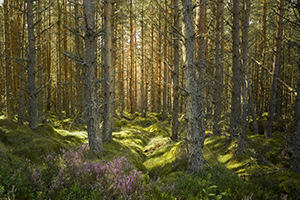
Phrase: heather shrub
[{"left": 0, "top": 147, "right": 153, "bottom": 199}]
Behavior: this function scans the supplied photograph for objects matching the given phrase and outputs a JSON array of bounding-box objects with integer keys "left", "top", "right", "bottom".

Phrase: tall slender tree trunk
[
  {"left": 171, "top": 0, "right": 179, "bottom": 140},
  {"left": 83, "top": 0, "right": 103, "bottom": 153},
  {"left": 27, "top": 0, "right": 38, "bottom": 129},
  {"left": 74, "top": 0, "right": 84, "bottom": 115},
  {"left": 161, "top": 0, "right": 168, "bottom": 120},
  {"left": 63, "top": 0, "right": 70, "bottom": 117},
  {"left": 259, "top": 0, "right": 267, "bottom": 116},
  {"left": 157, "top": 10, "right": 162, "bottom": 114},
  {"left": 151, "top": 5, "right": 156, "bottom": 112},
  {"left": 120, "top": 20, "right": 125, "bottom": 116},
  {"left": 129, "top": 0, "right": 134, "bottom": 113},
  {"left": 103, "top": 0, "right": 114, "bottom": 143},
  {"left": 182, "top": 0, "right": 205, "bottom": 174},
  {"left": 237, "top": 0, "right": 250, "bottom": 155},
  {"left": 292, "top": 62, "right": 300, "bottom": 173},
  {"left": 57, "top": 0, "right": 62, "bottom": 120},
  {"left": 230, "top": 0, "right": 241, "bottom": 141},
  {"left": 195, "top": 0, "right": 206, "bottom": 150},
  {"left": 140, "top": 5, "right": 146, "bottom": 118},
  {"left": 212, "top": 0, "right": 223, "bottom": 136},
  {"left": 265, "top": 0, "right": 284, "bottom": 138},
  {"left": 47, "top": 0, "right": 52, "bottom": 112},
  {"left": 4, "top": 0, "right": 11, "bottom": 118},
  {"left": 37, "top": 0, "right": 43, "bottom": 120}
]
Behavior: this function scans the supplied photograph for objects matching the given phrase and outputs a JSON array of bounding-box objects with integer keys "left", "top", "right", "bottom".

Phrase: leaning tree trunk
[
  {"left": 102, "top": 0, "right": 114, "bottom": 143},
  {"left": 265, "top": 0, "right": 284, "bottom": 138},
  {"left": 83, "top": 0, "right": 103, "bottom": 153},
  {"left": 27, "top": 0, "right": 38, "bottom": 129},
  {"left": 182, "top": 0, "right": 205, "bottom": 174}
]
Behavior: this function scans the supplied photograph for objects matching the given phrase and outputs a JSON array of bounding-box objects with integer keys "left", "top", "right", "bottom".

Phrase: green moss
[
  {"left": 143, "top": 140, "right": 186, "bottom": 178},
  {"left": 145, "top": 123, "right": 169, "bottom": 137},
  {"left": 114, "top": 118, "right": 128, "bottom": 128},
  {"left": 0, "top": 118, "right": 85, "bottom": 164},
  {"left": 277, "top": 171, "right": 300, "bottom": 197},
  {"left": 102, "top": 139, "right": 147, "bottom": 172},
  {"left": 0, "top": 118, "right": 18, "bottom": 130},
  {"left": 130, "top": 116, "right": 156, "bottom": 127}
]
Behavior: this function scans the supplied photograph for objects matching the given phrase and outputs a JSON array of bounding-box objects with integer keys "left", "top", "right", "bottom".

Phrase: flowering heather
[{"left": 0, "top": 146, "right": 154, "bottom": 199}]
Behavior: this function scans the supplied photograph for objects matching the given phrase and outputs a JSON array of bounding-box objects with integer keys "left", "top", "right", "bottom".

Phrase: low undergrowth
[{"left": 0, "top": 112, "right": 299, "bottom": 199}]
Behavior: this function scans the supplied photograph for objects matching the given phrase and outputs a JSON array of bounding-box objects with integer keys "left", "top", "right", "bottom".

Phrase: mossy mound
[
  {"left": 0, "top": 119, "right": 84, "bottom": 163},
  {"left": 144, "top": 139, "right": 187, "bottom": 179},
  {"left": 100, "top": 132, "right": 149, "bottom": 172},
  {"left": 204, "top": 132, "right": 300, "bottom": 198},
  {"left": 114, "top": 118, "right": 129, "bottom": 128},
  {"left": 128, "top": 116, "right": 157, "bottom": 127}
]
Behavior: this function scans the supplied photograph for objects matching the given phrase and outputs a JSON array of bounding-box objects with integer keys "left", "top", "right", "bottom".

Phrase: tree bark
[
  {"left": 265, "top": 0, "right": 284, "bottom": 138},
  {"left": 230, "top": 0, "right": 241, "bottom": 141},
  {"left": 74, "top": 0, "right": 84, "bottom": 115},
  {"left": 237, "top": 0, "right": 250, "bottom": 155},
  {"left": 182, "top": 0, "right": 205, "bottom": 174},
  {"left": 161, "top": 0, "right": 168, "bottom": 120},
  {"left": 27, "top": 0, "right": 38, "bottom": 129},
  {"left": 171, "top": 0, "right": 179, "bottom": 140},
  {"left": 83, "top": 0, "right": 103, "bottom": 153},
  {"left": 103, "top": 0, "right": 114, "bottom": 143},
  {"left": 212, "top": 0, "right": 223, "bottom": 136},
  {"left": 195, "top": 0, "right": 206, "bottom": 158},
  {"left": 292, "top": 63, "right": 300, "bottom": 173},
  {"left": 4, "top": 0, "right": 12, "bottom": 118},
  {"left": 151, "top": 5, "right": 156, "bottom": 112},
  {"left": 57, "top": 0, "right": 62, "bottom": 120}
]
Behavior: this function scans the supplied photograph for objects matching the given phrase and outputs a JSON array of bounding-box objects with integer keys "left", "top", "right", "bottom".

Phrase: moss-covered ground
[{"left": 0, "top": 112, "right": 299, "bottom": 199}]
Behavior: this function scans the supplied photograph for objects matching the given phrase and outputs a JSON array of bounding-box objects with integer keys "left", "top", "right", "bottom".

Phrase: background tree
[
  {"left": 265, "top": 0, "right": 285, "bottom": 138},
  {"left": 26, "top": 0, "right": 38, "bottom": 129},
  {"left": 171, "top": 0, "right": 180, "bottom": 140}
]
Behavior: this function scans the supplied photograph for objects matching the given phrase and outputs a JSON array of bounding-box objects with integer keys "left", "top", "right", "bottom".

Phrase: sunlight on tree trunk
[
  {"left": 83, "top": 0, "right": 103, "bottom": 154},
  {"left": 182, "top": 0, "right": 205, "bottom": 174}
]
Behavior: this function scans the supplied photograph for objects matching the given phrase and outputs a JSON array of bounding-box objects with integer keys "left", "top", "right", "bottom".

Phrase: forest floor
[{"left": 0, "top": 112, "right": 300, "bottom": 199}]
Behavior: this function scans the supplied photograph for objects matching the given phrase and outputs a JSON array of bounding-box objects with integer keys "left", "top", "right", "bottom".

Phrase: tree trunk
[
  {"left": 230, "top": 0, "right": 241, "bottom": 141},
  {"left": 47, "top": 0, "right": 52, "bottom": 112},
  {"left": 140, "top": 5, "right": 146, "bottom": 118},
  {"left": 182, "top": 0, "right": 205, "bottom": 174},
  {"left": 195, "top": 0, "right": 206, "bottom": 155},
  {"left": 26, "top": 0, "right": 38, "bottom": 129},
  {"left": 292, "top": 63, "right": 300, "bottom": 173},
  {"left": 4, "top": 0, "right": 12, "bottom": 118},
  {"left": 237, "top": 0, "right": 250, "bottom": 155},
  {"left": 171, "top": 0, "right": 179, "bottom": 140},
  {"left": 57, "top": 0, "right": 62, "bottom": 120},
  {"left": 265, "top": 0, "right": 284, "bottom": 138},
  {"left": 74, "top": 0, "right": 84, "bottom": 115},
  {"left": 151, "top": 5, "right": 156, "bottom": 112},
  {"left": 212, "top": 0, "right": 223, "bottom": 135},
  {"left": 83, "top": 0, "right": 103, "bottom": 153},
  {"left": 103, "top": 0, "right": 114, "bottom": 143},
  {"left": 161, "top": 0, "right": 168, "bottom": 120}
]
